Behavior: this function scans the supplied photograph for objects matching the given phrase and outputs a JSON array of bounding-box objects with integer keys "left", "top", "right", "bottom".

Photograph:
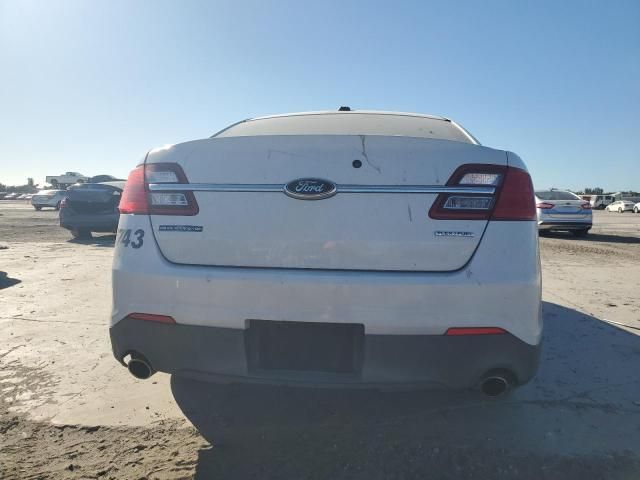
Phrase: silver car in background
[
  {"left": 31, "top": 190, "right": 67, "bottom": 211},
  {"left": 536, "top": 190, "right": 592, "bottom": 237}
]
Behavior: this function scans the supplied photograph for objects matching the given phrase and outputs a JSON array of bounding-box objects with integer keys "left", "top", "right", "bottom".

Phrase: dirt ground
[{"left": 1, "top": 202, "right": 639, "bottom": 479}]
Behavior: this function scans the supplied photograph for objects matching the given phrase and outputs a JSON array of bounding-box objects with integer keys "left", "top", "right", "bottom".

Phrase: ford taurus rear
[{"left": 110, "top": 110, "right": 542, "bottom": 394}]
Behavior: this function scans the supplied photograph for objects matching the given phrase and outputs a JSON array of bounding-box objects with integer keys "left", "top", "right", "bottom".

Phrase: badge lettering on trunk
[
  {"left": 434, "top": 231, "right": 475, "bottom": 238},
  {"left": 284, "top": 178, "right": 337, "bottom": 200}
]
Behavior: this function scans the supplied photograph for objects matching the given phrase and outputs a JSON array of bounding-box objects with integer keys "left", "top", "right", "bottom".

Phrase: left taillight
[
  {"left": 119, "top": 163, "right": 199, "bottom": 215},
  {"left": 59, "top": 198, "right": 67, "bottom": 209}
]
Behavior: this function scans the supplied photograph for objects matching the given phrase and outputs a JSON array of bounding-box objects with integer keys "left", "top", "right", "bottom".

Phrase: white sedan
[
  {"left": 606, "top": 200, "right": 635, "bottom": 213},
  {"left": 109, "top": 109, "right": 542, "bottom": 396},
  {"left": 30, "top": 190, "right": 67, "bottom": 210}
]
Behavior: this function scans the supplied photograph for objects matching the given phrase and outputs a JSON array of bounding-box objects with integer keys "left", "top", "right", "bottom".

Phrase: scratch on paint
[
  {"left": 360, "top": 135, "right": 381, "bottom": 173},
  {"left": 407, "top": 204, "right": 413, "bottom": 222}
]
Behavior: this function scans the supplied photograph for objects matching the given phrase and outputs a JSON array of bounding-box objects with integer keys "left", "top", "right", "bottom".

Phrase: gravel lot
[{"left": 1, "top": 202, "right": 639, "bottom": 479}]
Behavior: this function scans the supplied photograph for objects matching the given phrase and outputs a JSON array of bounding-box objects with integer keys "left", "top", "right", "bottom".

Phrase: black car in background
[{"left": 59, "top": 182, "right": 125, "bottom": 238}]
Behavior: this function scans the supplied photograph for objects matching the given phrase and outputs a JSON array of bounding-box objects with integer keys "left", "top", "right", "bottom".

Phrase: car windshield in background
[{"left": 536, "top": 191, "right": 580, "bottom": 201}]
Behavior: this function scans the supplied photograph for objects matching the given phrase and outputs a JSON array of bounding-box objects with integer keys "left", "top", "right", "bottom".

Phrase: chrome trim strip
[
  {"left": 337, "top": 185, "right": 494, "bottom": 194},
  {"left": 148, "top": 183, "right": 495, "bottom": 195},
  {"left": 149, "top": 183, "right": 284, "bottom": 192}
]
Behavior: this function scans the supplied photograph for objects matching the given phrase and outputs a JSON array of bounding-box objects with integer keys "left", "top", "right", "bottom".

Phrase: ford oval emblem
[{"left": 284, "top": 178, "right": 337, "bottom": 200}]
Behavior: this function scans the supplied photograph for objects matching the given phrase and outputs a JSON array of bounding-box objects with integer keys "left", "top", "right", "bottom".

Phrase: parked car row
[
  {"left": 0, "top": 182, "right": 126, "bottom": 238},
  {"left": 0, "top": 192, "right": 35, "bottom": 200},
  {"left": 605, "top": 200, "right": 639, "bottom": 213}
]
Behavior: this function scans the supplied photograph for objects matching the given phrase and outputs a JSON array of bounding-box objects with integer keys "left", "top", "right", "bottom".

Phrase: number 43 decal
[{"left": 119, "top": 229, "right": 144, "bottom": 249}]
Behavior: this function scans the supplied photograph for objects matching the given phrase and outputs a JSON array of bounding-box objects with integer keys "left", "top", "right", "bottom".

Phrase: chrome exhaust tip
[
  {"left": 127, "top": 355, "right": 155, "bottom": 380},
  {"left": 480, "top": 375, "right": 510, "bottom": 397}
]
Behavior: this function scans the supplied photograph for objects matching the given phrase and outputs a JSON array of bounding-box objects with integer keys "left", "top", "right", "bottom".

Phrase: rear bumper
[
  {"left": 537, "top": 221, "right": 592, "bottom": 231},
  {"left": 111, "top": 216, "right": 542, "bottom": 388},
  {"left": 110, "top": 317, "right": 541, "bottom": 388},
  {"left": 60, "top": 211, "right": 119, "bottom": 231}
]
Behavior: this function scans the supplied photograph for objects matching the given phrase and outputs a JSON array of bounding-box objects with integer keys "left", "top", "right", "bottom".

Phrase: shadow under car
[{"left": 169, "top": 301, "right": 640, "bottom": 479}]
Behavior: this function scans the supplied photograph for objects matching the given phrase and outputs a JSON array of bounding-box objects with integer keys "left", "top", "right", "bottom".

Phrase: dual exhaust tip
[{"left": 124, "top": 354, "right": 513, "bottom": 398}]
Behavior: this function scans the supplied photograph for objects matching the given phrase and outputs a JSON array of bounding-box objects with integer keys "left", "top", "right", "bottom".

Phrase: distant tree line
[{"left": 0, "top": 178, "right": 40, "bottom": 193}]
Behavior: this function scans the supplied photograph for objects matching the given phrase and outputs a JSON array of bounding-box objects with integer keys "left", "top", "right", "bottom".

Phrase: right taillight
[
  {"left": 581, "top": 202, "right": 591, "bottom": 210},
  {"left": 490, "top": 167, "right": 536, "bottom": 220},
  {"left": 429, "top": 164, "right": 536, "bottom": 221},
  {"left": 536, "top": 202, "right": 554, "bottom": 209},
  {"left": 119, "top": 163, "right": 199, "bottom": 215}
]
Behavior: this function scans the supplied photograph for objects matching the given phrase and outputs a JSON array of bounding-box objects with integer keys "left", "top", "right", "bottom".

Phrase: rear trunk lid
[
  {"left": 66, "top": 184, "right": 122, "bottom": 214},
  {"left": 147, "top": 135, "right": 507, "bottom": 272}
]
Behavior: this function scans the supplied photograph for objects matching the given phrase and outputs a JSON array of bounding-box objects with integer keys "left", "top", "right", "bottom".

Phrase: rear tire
[
  {"left": 70, "top": 228, "right": 92, "bottom": 239},
  {"left": 55, "top": 202, "right": 61, "bottom": 211},
  {"left": 618, "top": 207, "right": 623, "bottom": 213},
  {"left": 34, "top": 206, "right": 42, "bottom": 211},
  {"left": 634, "top": 207, "right": 639, "bottom": 214},
  {"left": 572, "top": 229, "right": 589, "bottom": 238},
  {"left": 538, "top": 230, "right": 549, "bottom": 237}
]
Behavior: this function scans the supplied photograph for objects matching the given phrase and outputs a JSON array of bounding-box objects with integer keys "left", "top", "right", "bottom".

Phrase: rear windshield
[
  {"left": 536, "top": 191, "right": 580, "bottom": 201},
  {"left": 215, "top": 113, "right": 476, "bottom": 144}
]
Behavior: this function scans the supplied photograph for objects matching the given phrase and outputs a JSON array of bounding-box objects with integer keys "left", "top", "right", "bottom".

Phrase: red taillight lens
[
  {"left": 490, "top": 167, "right": 536, "bottom": 220},
  {"left": 119, "top": 165, "right": 148, "bottom": 214},
  {"left": 581, "top": 202, "right": 591, "bottom": 210},
  {"left": 536, "top": 202, "right": 553, "bottom": 209},
  {"left": 429, "top": 164, "right": 536, "bottom": 221},
  {"left": 59, "top": 198, "right": 67, "bottom": 209},
  {"left": 445, "top": 327, "right": 507, "bottom": 336},
  {"left": 118, "top": 163, "right": 199, "bottom": 215},
  {"left": 127, "top": 313, "right": 176, "bottom": 324}
]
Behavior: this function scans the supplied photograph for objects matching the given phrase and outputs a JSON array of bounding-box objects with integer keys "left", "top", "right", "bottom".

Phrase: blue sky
[{"left": 1, "top": 0, "right": 638, "bottom": 191}]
